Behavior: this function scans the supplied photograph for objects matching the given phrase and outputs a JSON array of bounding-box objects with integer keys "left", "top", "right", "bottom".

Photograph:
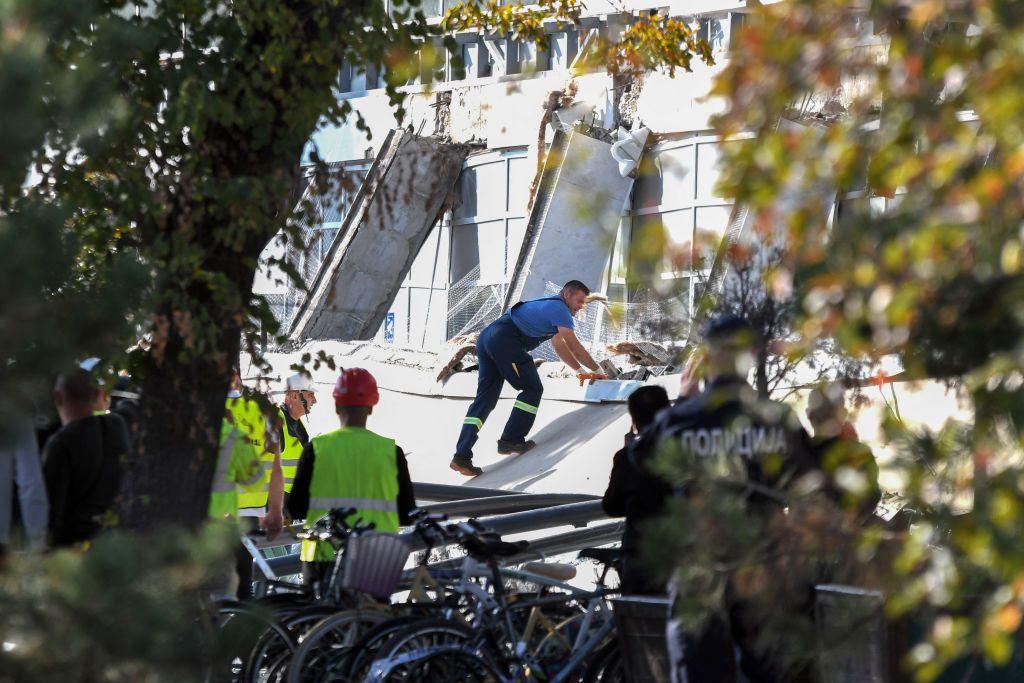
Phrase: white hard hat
[{"left": 285, "top": 373, "right": 315, "bottom": 392}]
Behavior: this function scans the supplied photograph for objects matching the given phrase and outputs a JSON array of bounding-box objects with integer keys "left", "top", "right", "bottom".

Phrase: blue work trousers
[{"left": 455, "top": 315, "right": 545, "bottom": 460}]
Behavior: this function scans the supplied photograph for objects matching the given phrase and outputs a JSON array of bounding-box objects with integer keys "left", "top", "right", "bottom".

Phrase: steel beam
[
  {"left": 414, "top": 482, "right": 523, "bottom": 501},
  {"left": 475, "top": 500, "right": 608, "bottom": 536},
  {"left": 425, "top": 493, "right": 598, "bottom": 517}
]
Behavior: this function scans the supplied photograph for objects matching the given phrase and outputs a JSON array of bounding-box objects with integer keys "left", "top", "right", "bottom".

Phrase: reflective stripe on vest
[
  {"left": 300, "top": 427, "right": 400, "bottom": 563},
  {"left": 278, "top": 408, "right": 305, "bottom": 494},
  {"left": 208, "top": 421, "right": 261, "bottom": 520},
  {"left": 308, "top": 497, "right": 399, "bottom": 512},
  {"left": 211, "top": 428, "right": 238, "bottom": 494}
]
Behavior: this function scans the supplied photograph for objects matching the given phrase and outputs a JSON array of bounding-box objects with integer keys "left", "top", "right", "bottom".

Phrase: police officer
[
  {"left": 451, "top": 280, "right": 605, "bottom": 476},
  {"left": 286, "top": 368, "right": 416, "bottom": 588},
  {"left": 632, "top": 315, "right": 819, "bottom": 683}
]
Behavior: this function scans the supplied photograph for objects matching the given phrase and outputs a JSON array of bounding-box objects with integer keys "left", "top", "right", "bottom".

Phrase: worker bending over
[
  {"left": 287, "top": 368, "right": 416, "bottom": 588},
  {"left": 451, "top": 280, "right": 604, "bottom": 476}
]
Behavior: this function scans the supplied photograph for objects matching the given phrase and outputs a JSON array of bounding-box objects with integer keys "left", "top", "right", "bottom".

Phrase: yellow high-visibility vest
[
  {"left": 278, "top": 408, "right": 306, "bottom": 494},
  {"left": 226, "top": 397, "right": 274, "bottom": 510},
  {"left": 209, "top": 420, "right": 263, "bottom": 520},
  {"left": 300, "top": 427, "right": 399, "bottom": 563}
]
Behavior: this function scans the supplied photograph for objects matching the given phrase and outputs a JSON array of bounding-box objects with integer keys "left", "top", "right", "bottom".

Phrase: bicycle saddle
[
  {"left": 577, "top": 547, "right": 621, "bottom": 566},
  {"left": 461, "top": 533, "right": 529, "bottom": 559}
]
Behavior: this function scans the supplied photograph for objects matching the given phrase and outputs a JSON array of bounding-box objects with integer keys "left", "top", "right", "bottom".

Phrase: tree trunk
[
  {"left": 119, "top": 258, "right": 250, "bottom": 531},
  {"left": 756, "top": 346, "right": 770, "bottom": 399}
]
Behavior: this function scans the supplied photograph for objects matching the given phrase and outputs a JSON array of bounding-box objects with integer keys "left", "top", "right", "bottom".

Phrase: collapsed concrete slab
[
  {"left": 504, "top": 125, "right": 635, "bottom": 309},
  {"left": 289, "top": 129, "right": 469, "bottom": 342}
]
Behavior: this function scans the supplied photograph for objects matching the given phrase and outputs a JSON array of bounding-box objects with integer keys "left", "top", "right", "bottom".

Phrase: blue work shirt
[{"left": 509, "top": 295, "right": 575, "bottom": 339}]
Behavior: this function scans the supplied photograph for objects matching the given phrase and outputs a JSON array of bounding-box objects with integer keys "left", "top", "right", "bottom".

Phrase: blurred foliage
[
  {"left": 0, "top": 524, "right": 234, "bottom": 682},
  {"left": 634, "top": 0, "right": 1024, "bottom": 680}
]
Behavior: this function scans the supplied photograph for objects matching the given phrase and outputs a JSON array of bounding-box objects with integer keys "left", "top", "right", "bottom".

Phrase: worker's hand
[
  {"left": 577, "top": 372, "right": 608, "bottom": 386},
  {"left": 260, "top": 509, "right": 284, "bottom": 541}
]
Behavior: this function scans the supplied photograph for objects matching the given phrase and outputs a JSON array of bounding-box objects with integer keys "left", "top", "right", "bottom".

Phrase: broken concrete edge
[
  {"left": 288, "top": 130, "right": 470, "bottom": 342},
  {"left": 288, "top": 128, "right": 404, "bottom": 340}
]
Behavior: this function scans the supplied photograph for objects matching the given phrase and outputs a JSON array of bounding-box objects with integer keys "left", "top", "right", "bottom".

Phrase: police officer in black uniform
[{"left": 632, "top": 315, "right": 820, "bottom": 683}]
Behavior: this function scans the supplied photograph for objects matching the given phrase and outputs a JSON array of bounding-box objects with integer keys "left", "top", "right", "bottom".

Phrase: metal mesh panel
[
  {"left": 277, "top": 166, "right": 367, "bottom": 334},
  {"left": 445, "top": 265, "right": 508, "bottom": 339}
]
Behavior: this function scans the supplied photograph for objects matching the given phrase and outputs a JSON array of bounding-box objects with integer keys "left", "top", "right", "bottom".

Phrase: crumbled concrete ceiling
[
  {"left": 505, "top": 126, "right": 635, "bottom": 307},
  {"left": 289, "top": 129, "right": 469, "bottom": 342}
]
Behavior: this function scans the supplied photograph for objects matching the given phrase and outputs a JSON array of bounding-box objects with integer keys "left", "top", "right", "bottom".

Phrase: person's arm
[
  {"left": 41, "top": 439, "right": 69, "bottom": 544},
  {"left": 601, "top": 448, "right": 629, "bottom": 517},
  {"left": 286, "top": 443, "right": 315, "bottom": 521},
  {"left": 261, "top": 420, "right": 284, "bottom": 539},
  {"left": 395, "top": 446, "right": 416, "bottom": 526},
  {"left": 14, "top": 422, "right": 49, "bottom": 550},
  {"left": 552, "top": 326, "right": 601, "bottom": 372}
]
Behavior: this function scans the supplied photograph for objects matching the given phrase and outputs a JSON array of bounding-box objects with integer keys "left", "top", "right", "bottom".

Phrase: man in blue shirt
[{"left": 451, "top": 280, "right": 604, "bottom": 476}]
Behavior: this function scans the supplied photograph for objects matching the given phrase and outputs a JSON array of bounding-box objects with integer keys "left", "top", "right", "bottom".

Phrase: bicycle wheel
[
  {"left": 372, "top": 645, "right": 502, "bottom": 682},
  {"left": 247, "top": 606, "right": 341, "bottom": 683},
  {"left": 285, "top": 609, "right": 390, "bottom": 683},
  {"left": 582, "top": 640, "right": 626, "bottom": 683},
  {"left": 367, "top": 618, "right": 477, "bottom": 681},
  {"left": 340, "top": 614, "right": 430, "bottom": 681},
  {"left": 208, "top": 604, "right": 297, "bottom": 683}
]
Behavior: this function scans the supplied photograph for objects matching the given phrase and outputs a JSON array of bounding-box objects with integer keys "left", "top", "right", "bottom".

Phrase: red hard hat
[{"left": 333, "top": 368, "right": 379, "bottom": 407}]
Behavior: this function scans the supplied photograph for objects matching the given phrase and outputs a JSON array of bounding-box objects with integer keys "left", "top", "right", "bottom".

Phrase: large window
[
  {"left": 450, "top": 149, "right": 531, "bottom": 285},
  {"left": 627, "top": 134, "right": 735, "bottom": 311},
  {"left": 445, "top": 148, "right": 530, "bottom": 339}
]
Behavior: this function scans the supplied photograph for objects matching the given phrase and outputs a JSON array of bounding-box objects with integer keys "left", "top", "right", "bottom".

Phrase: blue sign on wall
[{"left": 384, "top": 312, "right": 395, "bottom": 343}]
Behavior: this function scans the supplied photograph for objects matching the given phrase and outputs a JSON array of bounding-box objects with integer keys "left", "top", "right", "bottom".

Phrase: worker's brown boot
[
  {"left": 496, "top": 439, "right": 536, "bottom": 455},
  {"left": 450, "top": 456, "right": 483, "bottom": 477}
]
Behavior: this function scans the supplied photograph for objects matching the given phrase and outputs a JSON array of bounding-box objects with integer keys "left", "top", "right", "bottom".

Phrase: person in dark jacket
[
  {"left": 642, "top": 316, "right": 820, "bottom": 683},
  {"left": 806, "top": 383, "right": 881, "bottom": 522},
  {"left": 42, "top": 369, "right": 130, "bottom": 547},
  {"left": 601, "top": 384, "right": 671, "bottom": 594}
]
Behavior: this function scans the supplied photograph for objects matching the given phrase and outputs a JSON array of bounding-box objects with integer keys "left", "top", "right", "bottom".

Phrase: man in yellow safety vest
[
  {"left": 209, "top": 418, "right": 264, "bottom": 522},
  {"left": 223, "top": 367, "right": 283, "bottom": 598},
  {"left": 275, "top": 373, "right": 317, "bottom": 497},
  {"left": 286, "top": 368, "right": 416, "bottom": 588}
]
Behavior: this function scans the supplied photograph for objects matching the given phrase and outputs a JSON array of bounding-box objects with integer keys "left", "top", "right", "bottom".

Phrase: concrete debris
[
  {"left": 435, "top": 334, "right": 478, "bottom": 383},
  {"left": 289, "top": 129, "right": 469, "bottom": 342},
  {"left": 605, "top": 340, "right": 671, "bottom": 366},
  {"left": 505, "top": 126, "right": 637, "bottom": 308},
  {"left": 598, "top": 359, "right": 621, "bottom": 380}
]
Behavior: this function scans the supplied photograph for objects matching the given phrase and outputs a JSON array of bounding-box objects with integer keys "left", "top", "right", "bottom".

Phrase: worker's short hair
[
  {"left": 562, "top": 280, "right": 591, "bottom": 296},
  {"left": 336, "top": 404, "right": 372, "bottom": 419},
  {"left": 627, "top": 385, "right": 670, "bottom": 431},
  {"left": 55, "top": 368, "right": 99, "bottom": 404}
]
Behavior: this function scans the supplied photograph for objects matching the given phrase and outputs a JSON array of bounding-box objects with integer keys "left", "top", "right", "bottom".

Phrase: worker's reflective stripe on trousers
[
  {"left": 464, "top": 417, "right": 484, "bottom": 429},
  {"left": 309, "top": 497, "right": 398, "bottom": 513},
  {"left": 513, "top": 400, "right": 538, "bottom": 415}
]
